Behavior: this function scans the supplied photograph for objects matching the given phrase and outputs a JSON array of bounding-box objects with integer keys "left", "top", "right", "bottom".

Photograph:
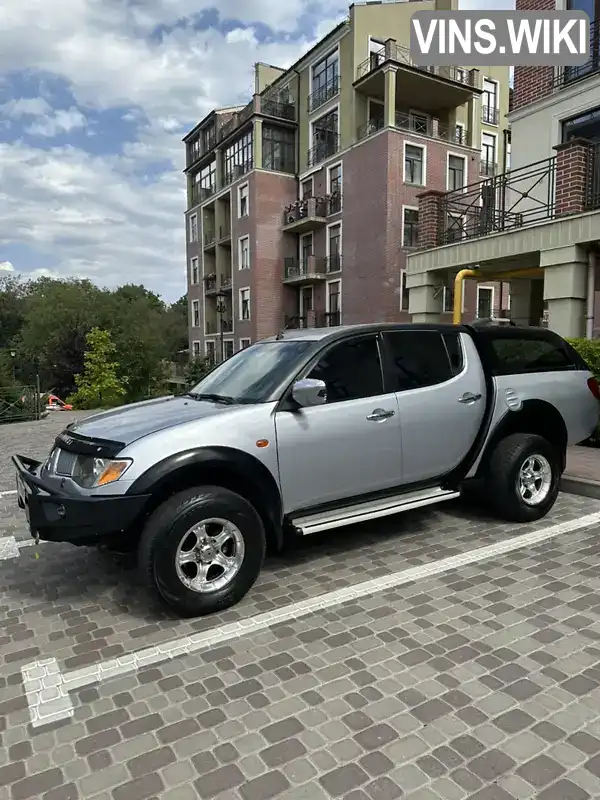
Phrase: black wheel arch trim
[{"left": 127, "top": 446, "right": 284, "bottom": 548}]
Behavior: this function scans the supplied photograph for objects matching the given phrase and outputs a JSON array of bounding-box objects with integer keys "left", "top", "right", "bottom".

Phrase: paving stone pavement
[{"left": 2, "top": 418, "right": 600, "bottom": 797}]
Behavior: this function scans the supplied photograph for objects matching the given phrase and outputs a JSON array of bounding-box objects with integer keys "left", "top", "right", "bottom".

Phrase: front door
[
  {"left": 275, "top": 333, "right": 403, "bottom": 512},
  {"left": 383, "top": 330, "right": 486, "bottom": 484}
]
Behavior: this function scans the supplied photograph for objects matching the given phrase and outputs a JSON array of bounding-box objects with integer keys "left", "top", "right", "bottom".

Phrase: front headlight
[{"left": 71, "top": 456, "right": 132, "bottom": 488}]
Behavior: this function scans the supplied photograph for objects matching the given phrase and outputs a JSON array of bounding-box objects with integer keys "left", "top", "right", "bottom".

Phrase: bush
[{"left": 568, "top": 338, "right": 600, "bottom": 380}]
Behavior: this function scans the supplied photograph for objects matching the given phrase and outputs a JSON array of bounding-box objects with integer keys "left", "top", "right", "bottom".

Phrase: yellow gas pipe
[{"left": 452, "top": 267, "right": 544, "bottom": 324}]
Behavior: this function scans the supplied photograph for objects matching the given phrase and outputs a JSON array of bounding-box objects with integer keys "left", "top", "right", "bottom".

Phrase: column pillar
[
  {"left": 383, "top": 66, "right": 397, "bottom": 128},
  {"left": 553, "top": 138, "right": 593, "bottom": 216},
  {"left": 541, "top": 244, "right": 588, "bottom": 338},
  {"left": 253, "top": 119, "right": 263, "bottom": 170},
  {"left": 508, "top": 279, "right": 532, "bottom": 326},
  {"left": 416, "top": 190, "right": 445, "bottom": 249},
  {"left": 406, "top": 270, "right": 443, "bottom": 323}
]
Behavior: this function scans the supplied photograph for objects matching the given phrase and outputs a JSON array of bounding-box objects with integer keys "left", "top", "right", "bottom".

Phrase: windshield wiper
[{"left": 186, "top": 392, "right": 237, "bottom": 405}]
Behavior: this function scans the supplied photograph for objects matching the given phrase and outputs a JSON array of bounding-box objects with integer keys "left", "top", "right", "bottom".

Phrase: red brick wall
[
  {"left": 512, "top": 0, "right": 555, "bottom": 111},
  {"left": 554, "top": 139, "right": 593, "bottom": 216}
]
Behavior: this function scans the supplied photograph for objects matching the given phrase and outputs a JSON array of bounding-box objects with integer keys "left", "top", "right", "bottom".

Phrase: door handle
[
  {"left": 458, "top": 392, "right": 482, "bottom": 404},
  {"left": 367, "top": 408, "right": 395, "bottom": 421}
]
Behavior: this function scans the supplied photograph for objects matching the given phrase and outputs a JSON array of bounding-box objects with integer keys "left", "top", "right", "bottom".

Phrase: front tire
[
  {"left": 138, "top": 486, "right": 265, "bottom": 617},
  {"left": 485, "top": 433, "right": 561, "bottom": 523}
]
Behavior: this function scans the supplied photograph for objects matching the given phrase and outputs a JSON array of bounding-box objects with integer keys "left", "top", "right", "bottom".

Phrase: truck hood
[{"left": 67, "top": 396, "right": 237, "bottom": 446}]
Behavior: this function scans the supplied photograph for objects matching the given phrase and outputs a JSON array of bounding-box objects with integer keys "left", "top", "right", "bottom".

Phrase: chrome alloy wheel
[
  {"left": 174, "top": 518, "right": 245, "bottom": 593},
  {"left": 517, "top": 454, "right": 552, "bottom": 506}
]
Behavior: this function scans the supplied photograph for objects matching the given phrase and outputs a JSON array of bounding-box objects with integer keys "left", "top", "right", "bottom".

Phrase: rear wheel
[
  {"left": 485, "top": 433, "right": 561, "bottom": 522},
  {"left": 138, "top": 486, "right": 265, "bottom": 617}
]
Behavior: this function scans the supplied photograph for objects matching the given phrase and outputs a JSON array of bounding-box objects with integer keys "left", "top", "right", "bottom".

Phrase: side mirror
[{"left": 291, "top": 378, "right": 327, "bottom": 407}]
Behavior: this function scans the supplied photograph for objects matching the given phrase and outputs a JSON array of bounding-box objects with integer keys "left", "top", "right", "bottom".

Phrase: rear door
[{"left": 382, "top": 329, "right": 486, "bottom": 484}]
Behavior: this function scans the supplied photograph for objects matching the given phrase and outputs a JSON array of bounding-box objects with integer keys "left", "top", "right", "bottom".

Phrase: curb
[{"left": 560, "top": 475, "right": 600, "bottom": 501}]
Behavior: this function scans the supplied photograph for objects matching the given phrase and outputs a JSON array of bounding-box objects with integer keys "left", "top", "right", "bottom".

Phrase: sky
[{"left": 0, "top": 0, "right": 513, "bottom": 302}]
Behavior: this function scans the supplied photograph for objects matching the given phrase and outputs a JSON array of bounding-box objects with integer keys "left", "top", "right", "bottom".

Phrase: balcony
[
  {"left": 355, "top": 40, "right": 480, "bottom": 113},
  {"left": 224, "top": 161, "right": 253, "bottom": 186},
  {"left": 553, "top": 19, "right": 600, "bottom": 91},
  {"left": 482, "top": 105, "right": 499, "bottom": 125},
  {"left": 307, "top": 76, "right": 340, "bottom": 114},
  {"left": 307, "top": 134, "right": 340, "bottom": 167},
  {"left": 284, "top": 314, "right": 308, "bottom": 329},
  {"left": 282, "top": 197, "right": 328, "bottom": 232},
  {"left": 186, "top": 131, "right": 216, "bottom": 169},
  {"left": 357, "top": 116, "right": 385, "bottom": 140},
  {"left": 220, "top": 274, "right": 233, "bottom": 292},
  {"left": 283, "top": 256, "right": 327, "bottom": 284},
  {"left": 217, "top": 224, "right": 231, "bottom": 244},
  {"left": 480, "top": 159, "right": 497, "bottom": 177},
  {"left": 216, "top": 95, "right": 297, "bottom": 145},
  {"left": 204, "top": 274, "right": 218, "bottom": 295},
  {"left": 395, "top": 111, "right": 468, "bottom": 146},
  {"left": 221, "top": 318, "right": 233, "bottom": 332},
  {"left": 190, "top": 184, "right": 215, "bottom": 207},
  {"left": 203, "top": 231, "right": 216, "bottom": 249}
]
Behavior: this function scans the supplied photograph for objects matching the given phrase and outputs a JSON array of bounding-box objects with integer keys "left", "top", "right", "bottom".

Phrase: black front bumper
[{"left": 12, "top": 455, "right": 151, "bottom": 545}]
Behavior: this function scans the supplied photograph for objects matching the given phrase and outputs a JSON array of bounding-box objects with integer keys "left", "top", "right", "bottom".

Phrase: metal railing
[
  {"left": 553, "top": 19, "right": 600, "bottom": 89},
  {"left": 358, "top": 112, "right": 467, "bottom": 147},
  {"left": 220, "top": 274, "right": 232, "bottom": 289},
  {"left": 586, "top": 142, "right": 600, "bottom": 211},
  {"left": 284, "top": 314, "right": 308, "bottom": 329},
  {"left": 480, "top": 159, "right": 496, "bottom": 177},
  {"left": 438, "top": 156, "right": 557, "bottom": 245},
  {"left": 283, "top": 196, "right": 328, "bottom": 225},
  {"left": 191, "top": 184, "right": 215, "bottom": 207},
  {"left": 217, "top": 98, "right": 296, "bottom": 144},
  {"left": 0, "top": 386, "right": 41, "bottom": 424},
  {"left": 482, "top": 105, "right": 499, "bottom": 125},
  {"left": 203, "top": 231, "right": 216, "bottom": 247},
  {"left": 283, "top": 257, "right": 327, "bottom": 280},
  {"left": 328, "top": 192, "right": 342, "bottom": 214},
  {"left": 356, "top": 42, "right": 478, "bottom": 87},
  {"left": 204, "top": 275, "right": 217, "bottom": 292},
  {"left": 307, "top": 76, "right": 340, "bottom": 113},
  {"left": 357, "top": 116, "right": 384, "bottom": 140},
  {"left": 307, "top": 134, "right": 340, "bottom": 167},
  {"left": 218, "top": 224, "right": 231, "bottom": 240}
]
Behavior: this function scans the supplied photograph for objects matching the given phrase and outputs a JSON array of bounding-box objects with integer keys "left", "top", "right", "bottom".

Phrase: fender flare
[{"left": 127, "top": 446, "right": 284, "bottom": 549}]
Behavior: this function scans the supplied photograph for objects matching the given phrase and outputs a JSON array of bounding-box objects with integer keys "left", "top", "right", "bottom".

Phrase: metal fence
[{"left": 0, "top": 385, "right": 42, "bottom": 424}]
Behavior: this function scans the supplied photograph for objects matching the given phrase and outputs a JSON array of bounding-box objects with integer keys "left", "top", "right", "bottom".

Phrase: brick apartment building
[
  {"left": 405, "top": 0, "right": 600, "bottom": 338},
  {"left": 183, "top": 0, "right": 510, "bottom": 360}
]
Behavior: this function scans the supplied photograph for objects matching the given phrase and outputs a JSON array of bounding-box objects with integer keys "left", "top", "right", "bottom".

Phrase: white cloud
[
  {"left": 25, "top": 107, "right": 88, "bottom": 137},
  {"left": 0, "top": 260, "right": 14, "bottom": 271}
]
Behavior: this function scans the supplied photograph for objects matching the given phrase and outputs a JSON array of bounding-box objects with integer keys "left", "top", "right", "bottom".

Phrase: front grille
[{"left": 55, "top": 448, "right": 76, "bottom": 476}]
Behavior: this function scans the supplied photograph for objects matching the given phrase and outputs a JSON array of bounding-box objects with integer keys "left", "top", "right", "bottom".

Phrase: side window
[
  {"left": 385, "top": 331, "right": 453, "bottom": 391},
  {"left": 306, "top": 336, "right": 383, "bottom": 403},
  {"left": 488, "top": 336, "right": 574, "bottom": 374},
  {"left": 443, "top": 332, "right": 464, "bottom": 376}
]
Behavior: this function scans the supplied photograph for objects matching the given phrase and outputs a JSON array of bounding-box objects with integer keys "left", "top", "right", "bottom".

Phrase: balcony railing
[
  {"left": 438, "top": 157, "right": 557, "bottom": 245},
  {"left": 218, "top": 224, "right": 231, "bottom": 241},
  {"left": 203, "top": 231, "right": 216, "bottom": 247},
  {"left": 307, "top": 76, "right": 340, "bottom": 113},
  {"left": 357, "top": 42, "right": 478, "bottom": 88},
  {"left": 221, "top": 319, "right": 233, "bottom": 332},
  {"left": 324, "top": 311, "right": 341, "bottom": 327},
  {"left": 553, "top": 19, "right": 600, "bottom": 89},
  {"left": 224, "top": 161, "right": 253, "bottom": 185},
  {"left": 357, "top": 116, "right": 384, "bottom": 140},
  {"left": 307, "top": 134, "right": 340, "bottom": 167},
  {"left": 394, "top": 111, "right": 467, "bottom": 146},
  {"left": 220, "top": 274, "right": 232, "bottom": 290},
  {"left": 204, "top": 274, "right": 217, "bottom": 292},
  {"left": 284, "top": 257, "right": 327, "bottom": 280},
  {"left": 191, "top": 184, "right": 215, "bottom": 207},
  {"left": 283, "top": 196, "right": 328, "bottom": 225},
  {"left": 482, "top": 105, "right": 499, "bottom": 125},
  {"left": 217, "top": 97, "right": 296, "bottom": 144},
  {"left": 284, "top": 314, "right": 308, "bottom": 329},
  {"left": 480, "top": 159, "right": 496, "bottom": 177},
  {"left": 328, "top": 192, "right": 342, "bottom": 214}
]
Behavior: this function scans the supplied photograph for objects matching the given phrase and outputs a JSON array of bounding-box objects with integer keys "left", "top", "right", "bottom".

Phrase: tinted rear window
[
  {"left": 478, "top": 331, "right": 577, "bottom": 375},
  {"left": 384, "top": 331, "right": 453, "bottom": 391}
]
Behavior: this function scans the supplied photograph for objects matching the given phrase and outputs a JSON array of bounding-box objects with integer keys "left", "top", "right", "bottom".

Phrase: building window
[
  {"left": 301, "top": 178, "right": 313, "bottom": 198},
  {"left": 224, "top": 130, "right": 253, "bottom": 184},
  {"left": 481, "top": 132, "right": 496, "bottom": 173},
  {"left": 300, "top": 286, "right": 314, "bottom": 315},
  {"left": 404, "top": 144, "right": 424, "bottom": 185},
  {"left": 262, "top": 125, "right": 295, "bottom": 173},
  {"left": 192, "top": 300, "right": 200, "bottom": 327},
  {"left": 200, "top": 161, "right": 216, "bottom": 191},
  {"left": 562, "top": 106, "right": 600, "bottom": 142},
  {"left": 506, "top": 141, "right": 511, "bottom": 170},
  {"left": 192, "top": 341, "right": 201, "bottom": 357},
  {"left": 239, "top": 338, "right": 251, "bottom": 349},
  {"left": 223, "top": 340, "right": 234, "bottom": 360},
  {"left": 455, "top": 123, "right": 465, "bottom": 145},
  {"left": 327, "top": 223, "right": 341, "bottom": 271},
  {"left": 238, "top": 184, "right": 249, "bottom": 217},
  {"left": 188, "top": 137, "right": 201, "bottom": 164},
  {"left": 326, "top": 280, "right": 341, "bottom": 326},
  {"left": 310, "top": 108, "right": 339, "bottom": 164},
  {"left": 310, "top": 50, "right": 339, "bottom": 111},
  {"left": 205, "top": 341, "right": 216, "bottom": 364},
  {"left": 402, "top": 208, "right": 419, "bottom": 247},
  {"left": 400, "top": 271, "right": 409, "bottom": 312},
  {"left": 448, "top": 155, "right": 466, "bottom": 191},
  {"left": 477, "top": 286, "right": 494, "bottom": 318},
  {"left": 300, "top": 233, "right": 313, "bottom": 266},
  {"left": 238, "top": 236, "right": 250, "bottom": 269},
  {"left": 328, "top": 163, "right": 342, "bottom": 195},
  {"left": 482, "top": 79, "right": 498, "bottom": 124},
  {"left": 202, "top": 124, "right": 216, "bottom": 153},
  {"left": 239, "top": 288, "right": 251, "bottom": 320},
  {"left": 188, "top": 214, "right": 198, "bottom": 242},
  {"left": 190, "top": 257, "right": 199, "bottom": 284},
  {"left": 443, "top": 285, "right": 453, "bottom": 313}
]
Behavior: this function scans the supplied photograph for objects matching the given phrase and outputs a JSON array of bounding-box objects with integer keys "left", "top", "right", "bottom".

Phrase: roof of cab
[{"left": 262, "top": 322, "right": 467, "bottom": 343}]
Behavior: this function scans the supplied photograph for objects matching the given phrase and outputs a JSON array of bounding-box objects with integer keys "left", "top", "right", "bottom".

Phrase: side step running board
[{"left": 292, "top": 487, "right": 460, "bottom": 536}]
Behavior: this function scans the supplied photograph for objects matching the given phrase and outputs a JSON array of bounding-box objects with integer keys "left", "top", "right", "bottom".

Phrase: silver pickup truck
[{"left": 13, "top": 323, "right": 599, "bottom": 617}]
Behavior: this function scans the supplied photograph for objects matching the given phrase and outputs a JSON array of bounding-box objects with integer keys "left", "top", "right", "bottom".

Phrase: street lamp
[
  {"left": 215, "top": 292, "right": 227, "bottom": 363},
  {"left": 9, "top": 350, "right": 15, "bottom": 382}
]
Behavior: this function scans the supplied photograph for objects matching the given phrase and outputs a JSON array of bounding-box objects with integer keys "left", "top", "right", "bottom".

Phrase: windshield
[{"left": 189, "top": 340, "right": 313, "bottom": 403}]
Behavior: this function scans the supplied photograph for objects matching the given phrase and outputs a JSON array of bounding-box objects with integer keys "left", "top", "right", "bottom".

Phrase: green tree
[
  {"left": 185, "top": 356, "right": 212, "bottom": 388},
  {"left": 69, "top": 328, "right": 125, "bottom": 409}
]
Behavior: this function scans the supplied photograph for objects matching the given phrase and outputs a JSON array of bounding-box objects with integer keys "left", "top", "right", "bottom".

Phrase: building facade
[
  {"left": 184, "top": 0, "right": 510, "bottom": 359},
  {"left": 406, "top": 0, "right": 600, "bottom": 338}
]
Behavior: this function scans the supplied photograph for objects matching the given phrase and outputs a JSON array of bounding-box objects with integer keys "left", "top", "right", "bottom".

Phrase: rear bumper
[{"left": 12, "top": 454, "right": 150, "bottom": 545}]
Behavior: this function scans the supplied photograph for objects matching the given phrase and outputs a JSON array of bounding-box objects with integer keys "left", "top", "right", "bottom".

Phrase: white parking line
[
  {"left": 19, "top": 509, "right": 600, "bottom": 728},
  {"left": 0, "top": 536, "right": 45, "bottom": 560},
  {"left": 0, "top": 489, "right": 17, "bottom": 496}
]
